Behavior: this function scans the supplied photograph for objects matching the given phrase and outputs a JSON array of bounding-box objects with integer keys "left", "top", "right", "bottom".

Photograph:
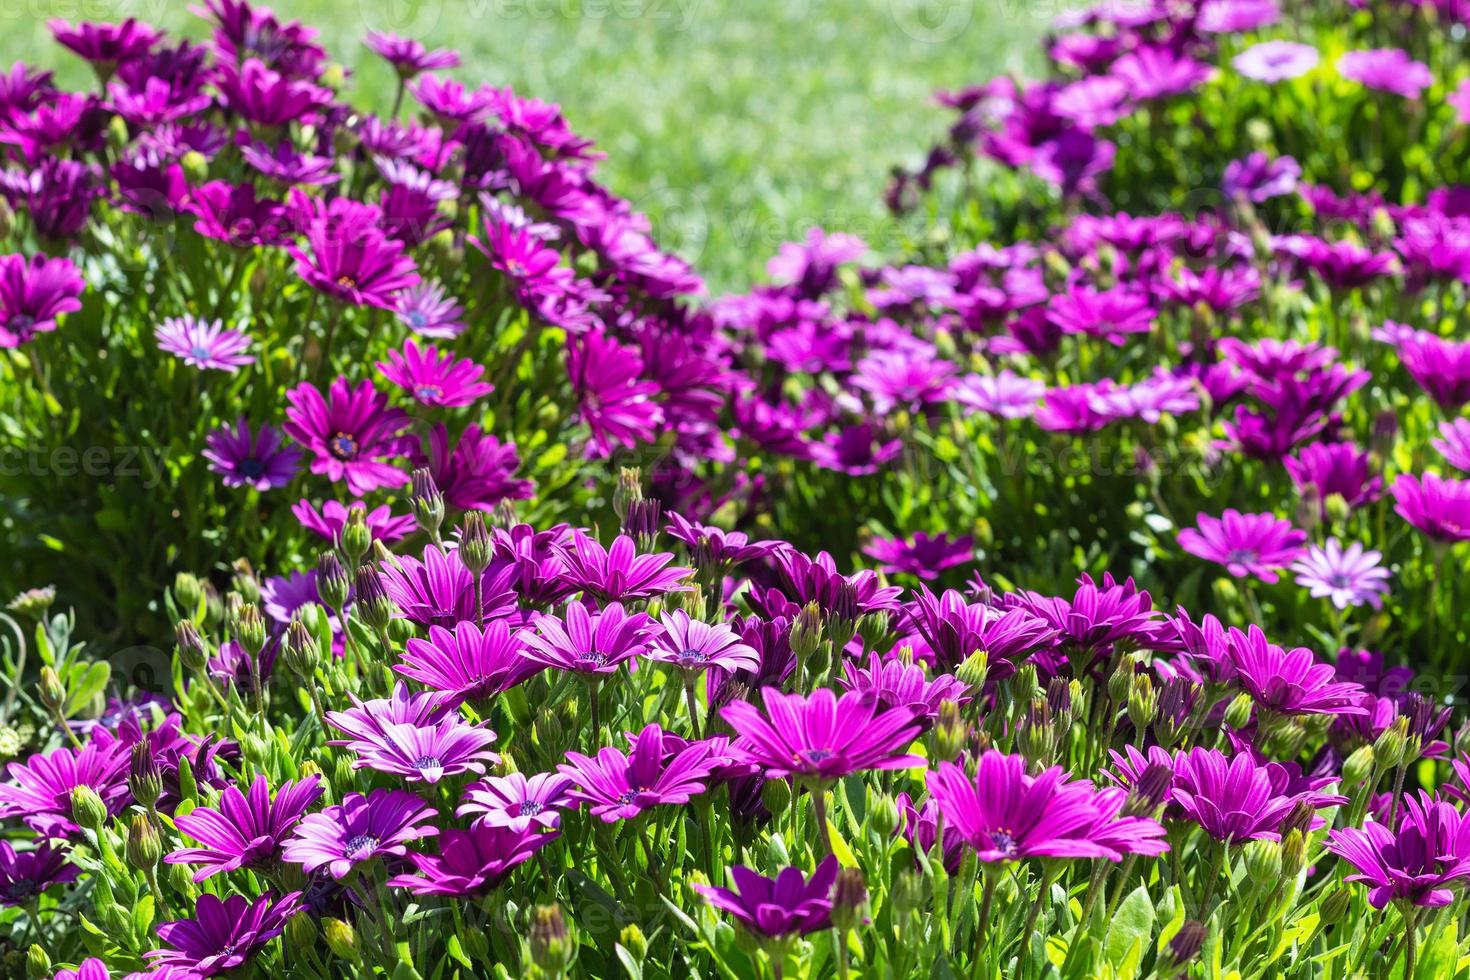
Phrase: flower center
[
  {"left": 799, "top": 748, "right": 835, "bottom": 764},
  {"left": 337, "top": 274, "right": 358, "bottom": 289},
  {"left": 329, "top": 433, "right": 358, "bottom": 460},
  {"left": 412, "top": 755, "right": 443, "bottom": 771},
  {"left": 505, "top": 258, "right": 528, "bottom": 278},
  {"left": 6, "top": 878, "right": 35, "bottom": 898},
  {"left": 237, "top": 458, "right": 265, "bottom": 478},
  {"left": 344, "top": 834, "right": 379, "bottom": 858},
  {"left": 10, "top": 314, "right": 34, "bottom": 331},
  {"left": 675, "top": 647, "right": 710, "bottom": 665},
  {"left": 518, "top": 800, "right": 544, "bottom": 816},
  {"left": 414, "top": 384, "right": 444, "bottom": 401},
  {"left": 407, "top": 311, "right": 427, "bottom": 328},
  {"left": 577, "top": 650, "right": 608, "bottom": 667},
  {"left": 616, "top": 789, "right": 643, "bottom": 805},
  {"left": 1226, "top": 548, "right": 1258, "bottom": 565},
  {"left": 988, "top": 830, "right": 1019, "bottom": 857},
  {"left": 190, "top": 345, "right": 212, "bottom": 360}
]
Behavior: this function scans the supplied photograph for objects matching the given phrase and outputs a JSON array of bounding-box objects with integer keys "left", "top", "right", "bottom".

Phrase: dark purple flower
[
  {"left": 567, "top": 330, "right": 664, "bottom": 457},
  {"left": 518, "top": 601, "right": 653, "bottom": 675},
  {"left": 839, "top": 651, "right": 970, "bottom": 724},
  {"left": 387, "top": 823, "right": 554, "bottom": 896},
  {"left": 378, "top": 338, "right": 492, "bottom": 407},
  {"left": 165, "top": 774, "right": 322, "bottom": 881},
  {"left": 0, "top": 839, "right": 78, "bottom": 905},
  {"left": 1227, "top": 624, "right": 1367, "bottom": 716},
  {"left": 49, "top": 19, "right": 158, "bottom": 75},
  {"left": 282, "top": 788, "right": 438, "bottom": 879},
  {"left": 1392, "top": 473, "right": 1470, "bottom": 543},
  {"left": 399, "top": 619, "right": 542, "bottom": 706},
  {"left": 203, "top": 418, "right": 300, "bottom": 491},
  {"left": 1326, "top": 793, "right": 1470, "bottom": 908},
  {"left": 186, "top": 181, "right": 289, "bottom": 248},
  {"left": 458, "top": 771, "right": 575, "bottom": 832},
  {"left": 147, "top": 891, "right": 302, "bottom": 976},
  {"left": 1395, "top": 330, "right": 1470, "bottom": 409},
  {"left": 554, "top": 532, "right": 691, "bottom": 603},
  {"left": 286, "top": 195, "right": 419, "bottom": 308},
  {"left": 412, "top": 423, "right": 533, "bottom": 512},
  {"left": 292, "top": 498, "right": 415, "bottom": 547},
  {"left": 694, "top": 856, "right": 839, "bottom": 940},
  {"left": 1171, "top": 747, "right": 1319, "bottom": 842},
  {"left": 0, "top": 253, "right": 85, "bottom": 348},
  {"left": 214, "top": 58, "right": 331, "bottom": 126},
  {"left": 863, "top": 531, "right": 974, "bottom": 580},
  {"left": 379, "top": 544, "right": 518, "bottom": 627},
  {"left": 364, "top": 32, "right": 460, "bottom": 78},
  {"left": 902, "top": 585, "right": 1055, "bottom": 672},
  {"left": 0, "top": 738, "right": 129, "bottom": 838},
  {"left": 1283, "top": 442, "right": 1382, "bottom": 515}
]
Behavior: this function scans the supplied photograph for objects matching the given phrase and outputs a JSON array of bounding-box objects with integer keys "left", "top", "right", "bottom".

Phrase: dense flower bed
[{"left": 5, "top": 0, "right": 1470, "bottom": 978}]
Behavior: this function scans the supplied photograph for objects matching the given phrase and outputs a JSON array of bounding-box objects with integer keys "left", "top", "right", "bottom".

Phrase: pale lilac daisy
[
  {"left": 1291, "top": 539, "right": 1392, "bottom": 610},
  {"left": 952, "top": 370, "right": 1044, "bottom": 419},
  {"left": 1232, "top": 41, "right": 1319, "bottom": 82},
  {"left": 155, "top": 315, "right": 254, "bottom": 371}
]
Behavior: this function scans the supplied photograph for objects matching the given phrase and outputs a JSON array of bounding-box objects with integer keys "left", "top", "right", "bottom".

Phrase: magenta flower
[
  {"left": 283, "top": 377, "right": 412, "bottom": 495},
  {"left": 1291, "top": 539, "right": 1392, "bottom": 610},
  {"left": 1046, "top": 285, "right": 1155, "bottom": 345},
  {"left": 863, "top": 531, "right": 974, "bottom": 580},
  {"left": 0, "top": 840, "right": 78, "bottom": 905},
  {"left": 902, "top": 585, "right": 1055, "bottom": 672},
  {"left": 693, "top": 856, "right": 838, "bottom": 940},
  {"left": 1392, "top": 473, "right": 1470, "bottom": 543},
  {"left": 1395, "top": 331, "right": 1470, "bottom": 409},
  {"left": 202, "top": 417, "right": 299, "bottom": 491},
  {"left": 555, "top": 531, "right": 692, "bottom": 603},
  {"left": 0, "top": 738, "right": 129, "bottom": 837},
  {"left": 953, "top": 370, "right": 1045, "bottom": 419},
  {"left": 413, "top": 423, "right": 533, "bottom": 512},
  {"left": 364, "top": 31, "right": 460, "bottom": 78},
  {"left": 1339, "top": 48, "right": 1433, "bottom": 98},
  {"left": 1222, "top": 152, "right": 1300, "bottom": 203},
  {"left": 850, "top": 351, "right": 957, "bottom": 413},
  {"left": 1227, "top": 624, "right": 1367, "bottom": 716},
  {"left": 927, "top": 751, "right": 1162, "bottom": 862},
  {"left": 723, "top": 688, "right": 923, "bottom": 783},
  {"left": 387, "top": 823, "right": 555, "bottom": 896},
  {"left": 559, "top": 723, "right": 719, "bottom": 822},
  {"left": 379, "top": 544, "right": 517, "bottom": 627},
  {"left": 1171, "top": 747, "right": 1321, "bottom": 842},
  {"left": 186, "top": 181, "right": 289, "bottom": 248},
  {"left": 50, "top": 958, "right": 110, "bottom": 980},
  {"left": 324, "top": 683, "right": 450, "bottom": 746},
  {"left": 1110, "top": 45, "right": 1214, "bottom": 99},
  {"left": 839, "top": 651, "right": 970, "bottom": 724},
  {"left": 0, "top": 253, "right": 85, "bottom": 348},
  {"left": 1326, "top": 793, "right": 1470, "bottom": 909},
  {"left": 340, "top": 715, "right": 499, "bottom": 784},
  {"left": 292, "top": 498, "right": 416, "bottom": 547},
  {"left": 395, "top": 280, "right": 467, "bottom": 338},
  {"left": 567, "top": 330, "right": 664, "bottom": 456},
  {"left": 519, "top": 601, "right": 653, "bottom": 675},
  {"left": 49, "top": 19, "right": 158, "bottom": 72},
  {"left": 645, "top": 609, "right": 760, "bottom": 674},
  {"left": 399, "top": 619, "right": 542, "bottom": 706},
  {"left": 1283, "top": 442, "right": 1382, "bottom": 515},
  {"left": 282, "top": 788, "right": 438, "bottom": 879},
  {"left": 1433, "top": 419, "right": 1470, "bottom": 472},
  {"left": 164, "top": 774, "right": 322, "bottom": 881},
  {"left": 147, "top": 891, "right": 302, "bottom": 976},
  {"left": 286, "top": 197, "right": 419, "bottom": 308},
  {"left": 1177, "top": 509, "right": 1307, "bottom": 582},
  {"left": 459, "top": 771, "right": 575, "bottom": 832},
  {"left": 155, "top": 315, "right": 254, "bottom": 372},
  {"left": 377, "top": 338, "right": 493, "bottom": 407},
  {"left": 214, "top": 58, "right": 331, "bottom": 126}
]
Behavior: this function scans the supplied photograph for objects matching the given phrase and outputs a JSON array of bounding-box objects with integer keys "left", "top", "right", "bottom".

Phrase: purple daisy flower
[
  {"left": 554, "top": 531, "right": 692, "bottom": 603},
  {"left": 324, "top": 683, "right": 450, "bottom": 746},
  {"left": 1392, "top": 473, "right": 1470, "bottom": 543},
  {"left": 283, "top": 377, "right": 412, "bottom": 496},
  {"left": 377, "top": 338, "right": 493, "bottom": 407},
  {"left": 239, "top": 140, "right": 339, "bottom": 186},
  {"left": 1177, "top": 509, "right": 1307, "bottom": 582},
  {"left": 645, "top": 609, "right": 760, "bottom": 674},
  {"left": 155, "top": 315, "right": 254, "bottom": 372},
  {"left": 723, "top": 687, "right": 923, "bottom": 783},
  {"left": 259, "top": 570, "right": 321, "bottom": 625},
  {"left": 519, "top": 601, "right": 653, "bottom": 675},
  {"left": 458, "top": 771, "right": 575, "bottom": 832},
  {"left": 839, "top": 651, "right": 970, "bottom": 725},
  {"left": 292, "top": 499, "right": 416, "bottom": 548},
  {"left": 339, "top": 715, "right": 499, "bottom": 784},
  {"left": 364, "top": 31, "right": 460, "bottom": 78},
  {"left": 1326, "top": 793, "right": 1470, "bottom": 909},
  {"left": 664, "top": 513, "right": 782, "bottom": 572},
  {"left": 282, "top": 788, "right": 439, "bottom": 879},
  {"left": 413, "top": 423, "right": 533, "bottom": 512},
  {"left": 1291, "top": 539, "right": 1392, "bottom": 610},
  {"left": 50, "top": 958, "right": 111, "bottom": 980},
  {"left": 1110, "top": 45, "right": 1214, "bottom": 100},
  {"left": 567, "top": 330, "right": 665, "bottom": 457},
  {"left": 164, "top": 774, "right": 322, "bottom": 881},
  {"left": 0, "top": 839, "right": 78, "bottom": 905},
  {"left": 49, "top": 19, "right": 158, "bottom": 74},
  {"left": 202, "top": 417, "right": 300, "bottom": 490},
  {"left": 0, "top": 253, "right": 85, "bottom": 349},
  {"left": 928, "top": 751, "right": 1164, "bottom": 863},
  {"left": 0, "top": 738, "right": 129, "bottom": 838},
  {"left": 1283, "top": 442, "right": 1382, "bottom": 515},
  {"left": 186, "top": 181, "right": 289, "bottom": 248},
  {"left": 1171, "top": 747, "right": 1324, "bottom": 842},
  {"left": 1232, "top": 40, "right": 1319, "bottom": 82},
  {"left": 1433, "top": 419, "right": 1470, "bottom": 472},
  {"left": 953, "top": 370, "right": 1045, "bottom": 419},
  {"left": 863, "top": 531, "right": 974, "bottom": 580},
  {"left": 693, "top": 855, "right": 838, "bottom": 940},
  {"left": 850, "top": 351, "right": 957, "bottom": 414},
  {"left": 558, "top": 723, "right": 719, "bottom": 822},
  {"left": 387, "top": 823, "right": 555, "bottom": 896},
  {"left": 395, "top": 280, "right": 467, "bottom": 338},
  {"left": 1339, "top": 48, "right": 1433, "bottom": 98},
  {"left": 214, "top": 58, "right": 330, "bottom": 127},
  {"left": 902, "top": 586, "right": 1055, "bottom": 672},
  {"left": 146, "top": 891, "right": 302, "bottom": 976},
  {"left": 286, "top": 197, "right": 419, "bottom": 309},
  {"left": 1046, "top": 285, "right": 1155, "bottom": 345},
  {"left": 399, "top": 619, "right": 543, "bottom": 706},
  {"left": 1394, "top": 331, "right": 1470, "bottom": 409},
  {"left": 379, "top": 544, "right": 518, "bottom": 627},
  {"left": 1222, "top": 152, "right": 1300, "bottom": 203},
  {"left": 1227, "top": 624, "right": 1367, "bottom": 716}
]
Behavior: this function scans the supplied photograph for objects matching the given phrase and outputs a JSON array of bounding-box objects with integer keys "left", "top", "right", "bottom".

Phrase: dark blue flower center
[
  {"left": 190, "top": 345, "right": 212, "bottom": 360},
  {"left": 329, "top": 433, "right": 358, "bottom": 460},
  {"left": 415, "top": 384, "right": 443, "bottom": 401},
  {"left": 578, "top": 650, "right": 607, "bottom": 666},
  {"left": 344, "top": 834, "right": 379, "bottom": 857},
  {"left": 406, "top": 311, "right": 428, "bottom": 328},
  {"left": 800, "top": 748, "right": 835, "bottom": 764},
  {"left": 505, "top": 258, "right": 528, "bottom": 278},
  {"left": 237, "top": 457, "right": 265, "bottom": 478},
  {"left": 1226, "top": 548, "right": 1258, "bottom": 565},
  {"left": 518, "top": 801, "right": 544, "bottom": 816},
  {"left": 988, "top": 830, "right": 1019, "bottom": 856},
  {"left": 675, "top": 647, "right": 710, "bottom": 665},
  {"left": 10, "top": 314, "right": 34, "bottom": 331},
  {"left": 413, "top": 755, "right": 443, "bottom": 771},
  {"left": 6, "top": 878, "right": 35, "bottom": 898}
]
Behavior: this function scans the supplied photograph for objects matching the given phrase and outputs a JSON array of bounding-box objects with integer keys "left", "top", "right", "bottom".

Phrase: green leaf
[
  {"left": 1104, "top": 884, "right": 1155, "bottom": 980},
  {"left": 63, "top": 660, "right": 110, "bottom": 717}
]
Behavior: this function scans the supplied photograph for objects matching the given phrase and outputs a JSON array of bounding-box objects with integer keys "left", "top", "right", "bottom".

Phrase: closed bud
[
  {"left": 323, "top": 917, "right": 360, "bottom": 963},
  {"left": 459, "top": 512, "right": 492, "bottom": 574},
  {"left": 235, "top": 603, "right": 267, "bottom": 656},
  {"left": 129, "top": 742, "right": 163, "bottom": 808},
  {"left": 285, "top": 912, "right": 318, "bottom": 953},
  {"left": 175, "top": 619, "right": 209, "bottom": 672},
  {"left": 174, "top": 572, "right": 203, "bottom": 618},
  {"left": 1017, "top": 697, "right": 1054, "bottom": 764},
  {"left": 619, "top": 923, "right": 648, "bottom": 962},
  {"left": 761, "top": 777, "right": 792, "bottom": 816},
  {"left": 26, "top": 945, "right": 49, "bottom": 979},
  {"left": 167, "top": 861, "right": 196, "bottom": 895},
  {"left": 1341, "top": 744, "right": 1375, "bottom": 788},
  {"left": 622, "top": 498, "right": 662, "bottom": 552},
  {"left": 1320, "top": 886, "right": 1351, "bottom": 925},
  {"left": 223, "top": 592, "right": 245, "bottom": 631},
  {"left": 462, "top": 924, "right": 491, "bottom": 960},
  {"left": 1223, "top": 692, "right": 1254, "bottom": 730},
  {"left": 1127, "top": 673, "right": 1156, "bottom": 734},
  {"left": 1279, "top": 800, "right": 1316, "bottom": 841},
  {"left": 232, "top": 559, "right": 260, "bottom": 604},
  {"left": 340, "top": 506, "right": 373, "bottom": 564},
  {"left": 126, "top": 813, "right": 161, "bottom": 870},
  {"left": 891, "top": 868, "right": 924, "bottom": 914},
  {"left": 790, "top": 602, "right": 824, "bottom": 660},
  {"left": 933, "top": 700, "right": 967, "bottom": 761},
  {"left": 870, "top": 793, "right": 900, "bottom": 839},
  {"left": 353, "top": 565, "right": 396, "bottom": 632},
  {"left": 1013, "top": 662, "right": 1040, "bottom": 701},
  {"left": 1281, "top": 829, "right": 1306, "bottom": 878},
  {"left": 1166, "top": 920, "right": 1206, "bottom": 970},
  {"left": 1370, "top": 408, "right": 1398, "bottom": 458},
  {"left": 284, "top": 619, "right": 321, "bottom": 680},
  {"left": 612, "top": 467, "right": 643, "bottom": 522},
  {"left": 530, "top": 904, "right": 574, "bottom": 975},
  {"left": 1124, "top": 762, "right": 1174, "bottom": 817},
  {"left": 178, "top": 148, "right": 209, "bottom": 184},
  {"left": 832, "top": 867, "right": 870, "bottom": 932},
  {"left": 955, "top": 651, "right": 988, "bottom": 691},
  {"left": 856, "top": 612, "right": 889, "bottom": 651},
  {"left": 70, "top": 785, "right": 108, "bottom": 833},
  {"left": 38, "top": 666, "right": 65, "bottom": 713},
  {"left": 1373, "top": 716, "right": 1408, "bottom": 770},
  {"left": 240, "top": 731, "right": 270, "bottom": 768},
  {"left": 1108, "top": 655, "right": 1136, "bottom": 709},
  {"left": 316, "top": 552, "right": 350, "bottom": 611},
  {"left": 410, "top": 467, "right": 445, "bottom": 537},
  {"left": 1047, "top": 677, "right": 1073, "bottom": 736},
  {"left": 1242, "top": 838, "right": 1282, "bottom": 884},
  {"left": 1324, "top": 492, "right": 1351, "bottom": 527}
]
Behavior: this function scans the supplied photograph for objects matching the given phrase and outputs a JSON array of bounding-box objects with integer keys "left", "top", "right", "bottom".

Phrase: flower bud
[
  {"left": 1127, "top": 673, "right": 1156, "bottom": 734},
  {"left": 622, "top": 498, "right": 662, "bottom": 552},
  {"left": 1017, "top": 697, "right": 1054, "bottom": 764},
  {"left": 891, "top": 869, "right": 924, "bottom": 915},
  {"left": 38, "top": 666, "right": 65, "bottom": 713},
  {"left": 530, "top": 904, "right": 574, "bottom": 975},
  {"left": 285, "top": 912, "right": 318, "bottom": 955},
  {"left": 70, "top": 785, "right": 108, "bottom": 833},
  {"left": 955, "top": 651, "right": 988, "bottom": 691},
  {"left": 462, "top": 924, "right": 491, "bottom": 960},
  {"left": 126, "top": 813, "right": 161, "bottom": 870},
  {"left": 1324, "top": 492, "right": 1351, "bottom": 528},
  {"left": 129, "top": 742, "right": 163, "bottom": 809},
  {"left": 316, "top": 552, "right": 351, "bottom": 611},
  {"left": 932, "top": 700, "right": 967, "bottom": 761},
  {"left": 26, "top": 945, "right": 50, "bottom": 979},
  {"left": 1281, "top": 828, "right": 1306, "bottom": 878},
  {"left": 410, "top": 467, "right": 445, "bottom": 538},
  {"left": 612, "top": 467, "right": 642, "bottom": 522},
  {"left": 1373, "top": 716, "right": 1408, "bottom": 770},
  {"left": 174, "top": 572, "right": 203, "bottom": 618},
  {"left": 1341, "top": 744, "right": 1375, "bottom": 788},
  {"left": 235, "top": 603, "right": 267, "bottom": 657},
  {"left": 761, "top": 777, "right": 792, "bottom": 816},
  {"left": 459, "top": 512, "right": 492, "bottom": 575},
  {"left": 323, "top": 917, "right": 361, "bottom": 964},
  {"left": 856, "top": 612, "right": 889, "bottom": 652},
  {"left": 353, "top": 565, "right": 396, "bottom": 632},
  {"left": 175, "top": 619, "right": 209, "bottom": 673},
  {"left": 1108, "top": 655, "right": 1136, "bottom": 707},
  {"left": 832, "top": 867, "right": 870, "bottom": 932},
  {"left": 168, "top": 861, "right": 196, "bottom": 896},
  {"left": 1123, "top": 762, "right": 1173, "bottom": 817},
  {"left": 790, "top": 602, "right": 824, "bottom": 661},
  {"left": 1165, "top": 920, "right": 1206, "bottom": 970},
  {"left": 7, "top": 585, "right": 54, "bottom": 619},
  {"left": 1320, "top": 886, "right": 1351, "bottom": 925},
  {"left": 618, "top": 924, "right": 648, "bottom": 962},
  {"left": 232, "top": 559, "right": 261, "bottom": 604},
  {"left": 1223, "top": 692, "right": 1254, "bottom": 730},
  {"left": 1242, "top": 838, "right": 1281, "bottom": 884},
  {"left": 284, "top": 618, "right": 322, "bottom": 680},
  {"left": 870, "top": 793, "right": 900, "bottom": 839}
]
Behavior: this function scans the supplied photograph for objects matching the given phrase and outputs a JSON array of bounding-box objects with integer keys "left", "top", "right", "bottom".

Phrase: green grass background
[{"left": 5, "top": 0, "right": 1043, "bottom": 291}]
